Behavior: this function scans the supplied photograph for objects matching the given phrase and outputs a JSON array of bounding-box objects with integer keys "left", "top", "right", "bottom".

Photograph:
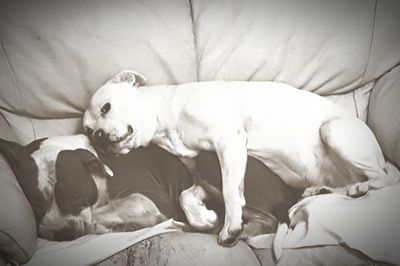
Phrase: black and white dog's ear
[
  {"left": 55, "top": 149, "right": 101, "bottom": 214},
  {"left": 78, "top": 149, "right": 114, "bottom": 178},
  {"left": 106, "top": 69, "right": 147, "bottom": 87},
  {"left": 0, "top": 138, "right": 26, "bottom": 162},
  {"left": 0, "top": 137, "right": 46, "bottom": 162}
]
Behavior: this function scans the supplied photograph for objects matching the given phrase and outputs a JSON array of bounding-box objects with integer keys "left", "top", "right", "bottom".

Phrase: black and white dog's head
[{"left": 0, "top": 135, "right": 112, "bottom": 241}]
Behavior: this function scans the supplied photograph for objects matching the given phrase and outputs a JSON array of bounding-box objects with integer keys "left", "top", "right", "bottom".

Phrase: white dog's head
[{"left": 83, "top": 70, "right": 157, "bottom": 154}]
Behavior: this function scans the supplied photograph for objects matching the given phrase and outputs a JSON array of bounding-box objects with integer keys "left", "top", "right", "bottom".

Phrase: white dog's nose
[{"left": 127, "top": 125, "right": 134, "bottom": 134}]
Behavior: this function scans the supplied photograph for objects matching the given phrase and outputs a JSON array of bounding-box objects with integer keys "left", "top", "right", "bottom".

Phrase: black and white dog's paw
[{"left": 301, "top": 186, "right": 334, "bottom": 198}]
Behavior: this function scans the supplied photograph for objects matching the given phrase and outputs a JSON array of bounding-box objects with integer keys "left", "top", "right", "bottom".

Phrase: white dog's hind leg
[
  {"left": 179, "top": 184, "right": 219, "bottom": 231},
  {"left": 319, "top": 117, "right": 399, "bottom": 197},
  {"left": 179, "top": 156, "right": 220, "bottom": 231}
]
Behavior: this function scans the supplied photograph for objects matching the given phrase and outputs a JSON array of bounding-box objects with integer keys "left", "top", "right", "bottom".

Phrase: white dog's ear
[{"left": 107, "top": 70, "right": 147, "bottom": 87}]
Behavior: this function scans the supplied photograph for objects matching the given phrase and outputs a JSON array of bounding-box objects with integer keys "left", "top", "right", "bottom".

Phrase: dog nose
[
  {"left": 128, "top": 125, "right": 133, "bottom": 134},
  {"left": 53, "top": 226, "right": 77, "bottom": 241},
  {"left": 53, "top": 219, "right": 86, "bottom": 241},
  {"left": 94, "top": 129, "right": 105, "bottom": 139}
]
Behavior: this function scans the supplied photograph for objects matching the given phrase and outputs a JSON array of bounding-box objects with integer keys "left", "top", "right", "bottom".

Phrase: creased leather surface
[{"left": 368, "top": 65, "right": 400, "bottom": 168}]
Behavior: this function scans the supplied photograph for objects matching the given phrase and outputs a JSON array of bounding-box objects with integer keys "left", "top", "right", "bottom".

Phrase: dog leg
[
  {"left": 240, "top": 208, "right": 278, "bottom": 239},
  {"left": 179, "top": 184, "right": 219, "bottom": 231},
  {"left": 319, "top": 117, "right": 399, "bottom": 197},
  {"left": 91, "top": 194, "right": 167, "bottom": 232},
  {"left": 179, "top": 156, "right": 219, "bottom": 231},
  {"left": 215, "top": 134, "right": 247, "bottom": 247},
  {"left": 302, "top": 185, "right": 346, "bottom": 198}
]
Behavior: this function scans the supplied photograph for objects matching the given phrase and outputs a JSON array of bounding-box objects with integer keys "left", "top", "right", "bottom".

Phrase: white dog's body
[
  {"left": 148, "top": 81, "right": 368, "bottom": 189},
  {"left": 83, "top": 70, "right": 399, "bottom": 246}
]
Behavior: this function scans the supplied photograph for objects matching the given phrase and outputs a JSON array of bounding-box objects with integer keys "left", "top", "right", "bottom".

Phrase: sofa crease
[
  {"left": 0, "top": 41, "right": 37, "bottom": 139},
  {"left": 188, "top": 0, "right": 199, "bottom": 82},
  {"left": 360, "top": 0, "right": 377, "bottom": 87}
]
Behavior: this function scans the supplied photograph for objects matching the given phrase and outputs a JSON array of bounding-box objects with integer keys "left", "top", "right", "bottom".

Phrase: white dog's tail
[{"left": 369, "top": 161, "right": 400, "bottom": 190}]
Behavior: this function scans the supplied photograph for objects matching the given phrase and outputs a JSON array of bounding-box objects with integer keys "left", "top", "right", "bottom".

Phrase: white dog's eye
[{"left": 101, "top": 102, "right": 111, "bottom": 116}]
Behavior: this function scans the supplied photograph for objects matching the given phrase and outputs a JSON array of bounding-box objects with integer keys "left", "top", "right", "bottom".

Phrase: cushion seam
[
  {"left": 360, "top": 0, "right": 377, "bottom": 86},
  {"left": 0, "top": 229, "right": 30, "bottom": 261},
  {"left": 0, "top": 109, "right": 18, "bottom": 139},
  {"left": 188, "top": 0, "right": 199, "bottom": 82}
]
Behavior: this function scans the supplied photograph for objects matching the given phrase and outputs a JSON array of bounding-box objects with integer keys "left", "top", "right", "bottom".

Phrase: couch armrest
[
  {"left": 368, "top": 65, "right": 400, "bottom": 168},
  {"left": 0, "top": 112, "right": 37, "bottom": 264}
]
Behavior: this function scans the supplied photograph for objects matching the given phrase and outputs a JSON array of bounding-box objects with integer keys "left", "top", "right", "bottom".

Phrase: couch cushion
[
  {"left": 98, "top": 232, "right": 260, "bottom": 266},
  {"left": 253, "top": 245, "right": 374, "bottom": 266},
  {"left": 0, "top": 109, "right": 83, "bottom": 145},
  {"left": 0, "top": 154, "right": 37, "bottom": 264},
  {"left": 368, "top": 65, "right": 400, "bottom": 168},
  {"left": 0, "top": 117, "right": 36, "bottom": 264},
  {"left": 325, "top": 82, "right": 373, "bottom": 122},
  {"left": 191, "top": 0, "right": 384, "bottom": 95},
  {"left": 0, "top": 253, "right": 6, "bottom": 266},
  {"left": 0, "top": 0, "right": 196, "bottom": 119}
]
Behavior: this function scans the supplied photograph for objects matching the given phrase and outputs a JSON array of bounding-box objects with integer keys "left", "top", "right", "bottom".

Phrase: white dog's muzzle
[{"left": 89, "top": 125, "right": 135, "bottom": 154}]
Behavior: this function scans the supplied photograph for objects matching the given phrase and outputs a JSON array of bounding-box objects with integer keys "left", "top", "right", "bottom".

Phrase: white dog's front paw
[
  {"left": 346, "top": 182, "right": 369, "bottom": 197},
  {"left": 217, "top": 203, "right": 243, "bottom": 246},
  {"left": 192, "top": 207, "right": 219, "bottom": 231},
  {"left": 218, "top": 221, "right": 243, "bottom": 247}
]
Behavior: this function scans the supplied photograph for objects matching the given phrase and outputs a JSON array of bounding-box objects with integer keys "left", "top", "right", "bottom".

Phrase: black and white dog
[{"left": 0, "top": 135, "right": 296, "bottom": 241}]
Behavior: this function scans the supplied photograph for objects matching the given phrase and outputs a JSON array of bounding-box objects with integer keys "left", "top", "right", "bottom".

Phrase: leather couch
[{"left": 0, "top": 0, "right": 399, "bottom": 265}]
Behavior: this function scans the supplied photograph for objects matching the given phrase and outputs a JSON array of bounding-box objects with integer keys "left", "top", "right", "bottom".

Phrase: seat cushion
[{"left": 97, "top": 232, "right": 260, "bottom": 266}]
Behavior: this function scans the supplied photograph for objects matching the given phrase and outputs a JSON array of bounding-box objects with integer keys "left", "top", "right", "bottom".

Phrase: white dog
[{"left": 83, "top": 70, "right": 399, "bottom": 246}]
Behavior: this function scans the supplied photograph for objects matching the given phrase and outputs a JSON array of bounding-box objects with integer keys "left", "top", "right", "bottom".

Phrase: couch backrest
[
  {"left": 193, "top": 0, "right": 400, "bottom": 94},
  {"left": 0, "top": 0, "right": 197, "bottom": 120},
  {"left": 0, "top": 0, "right": 399, "bottom": 142}
]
